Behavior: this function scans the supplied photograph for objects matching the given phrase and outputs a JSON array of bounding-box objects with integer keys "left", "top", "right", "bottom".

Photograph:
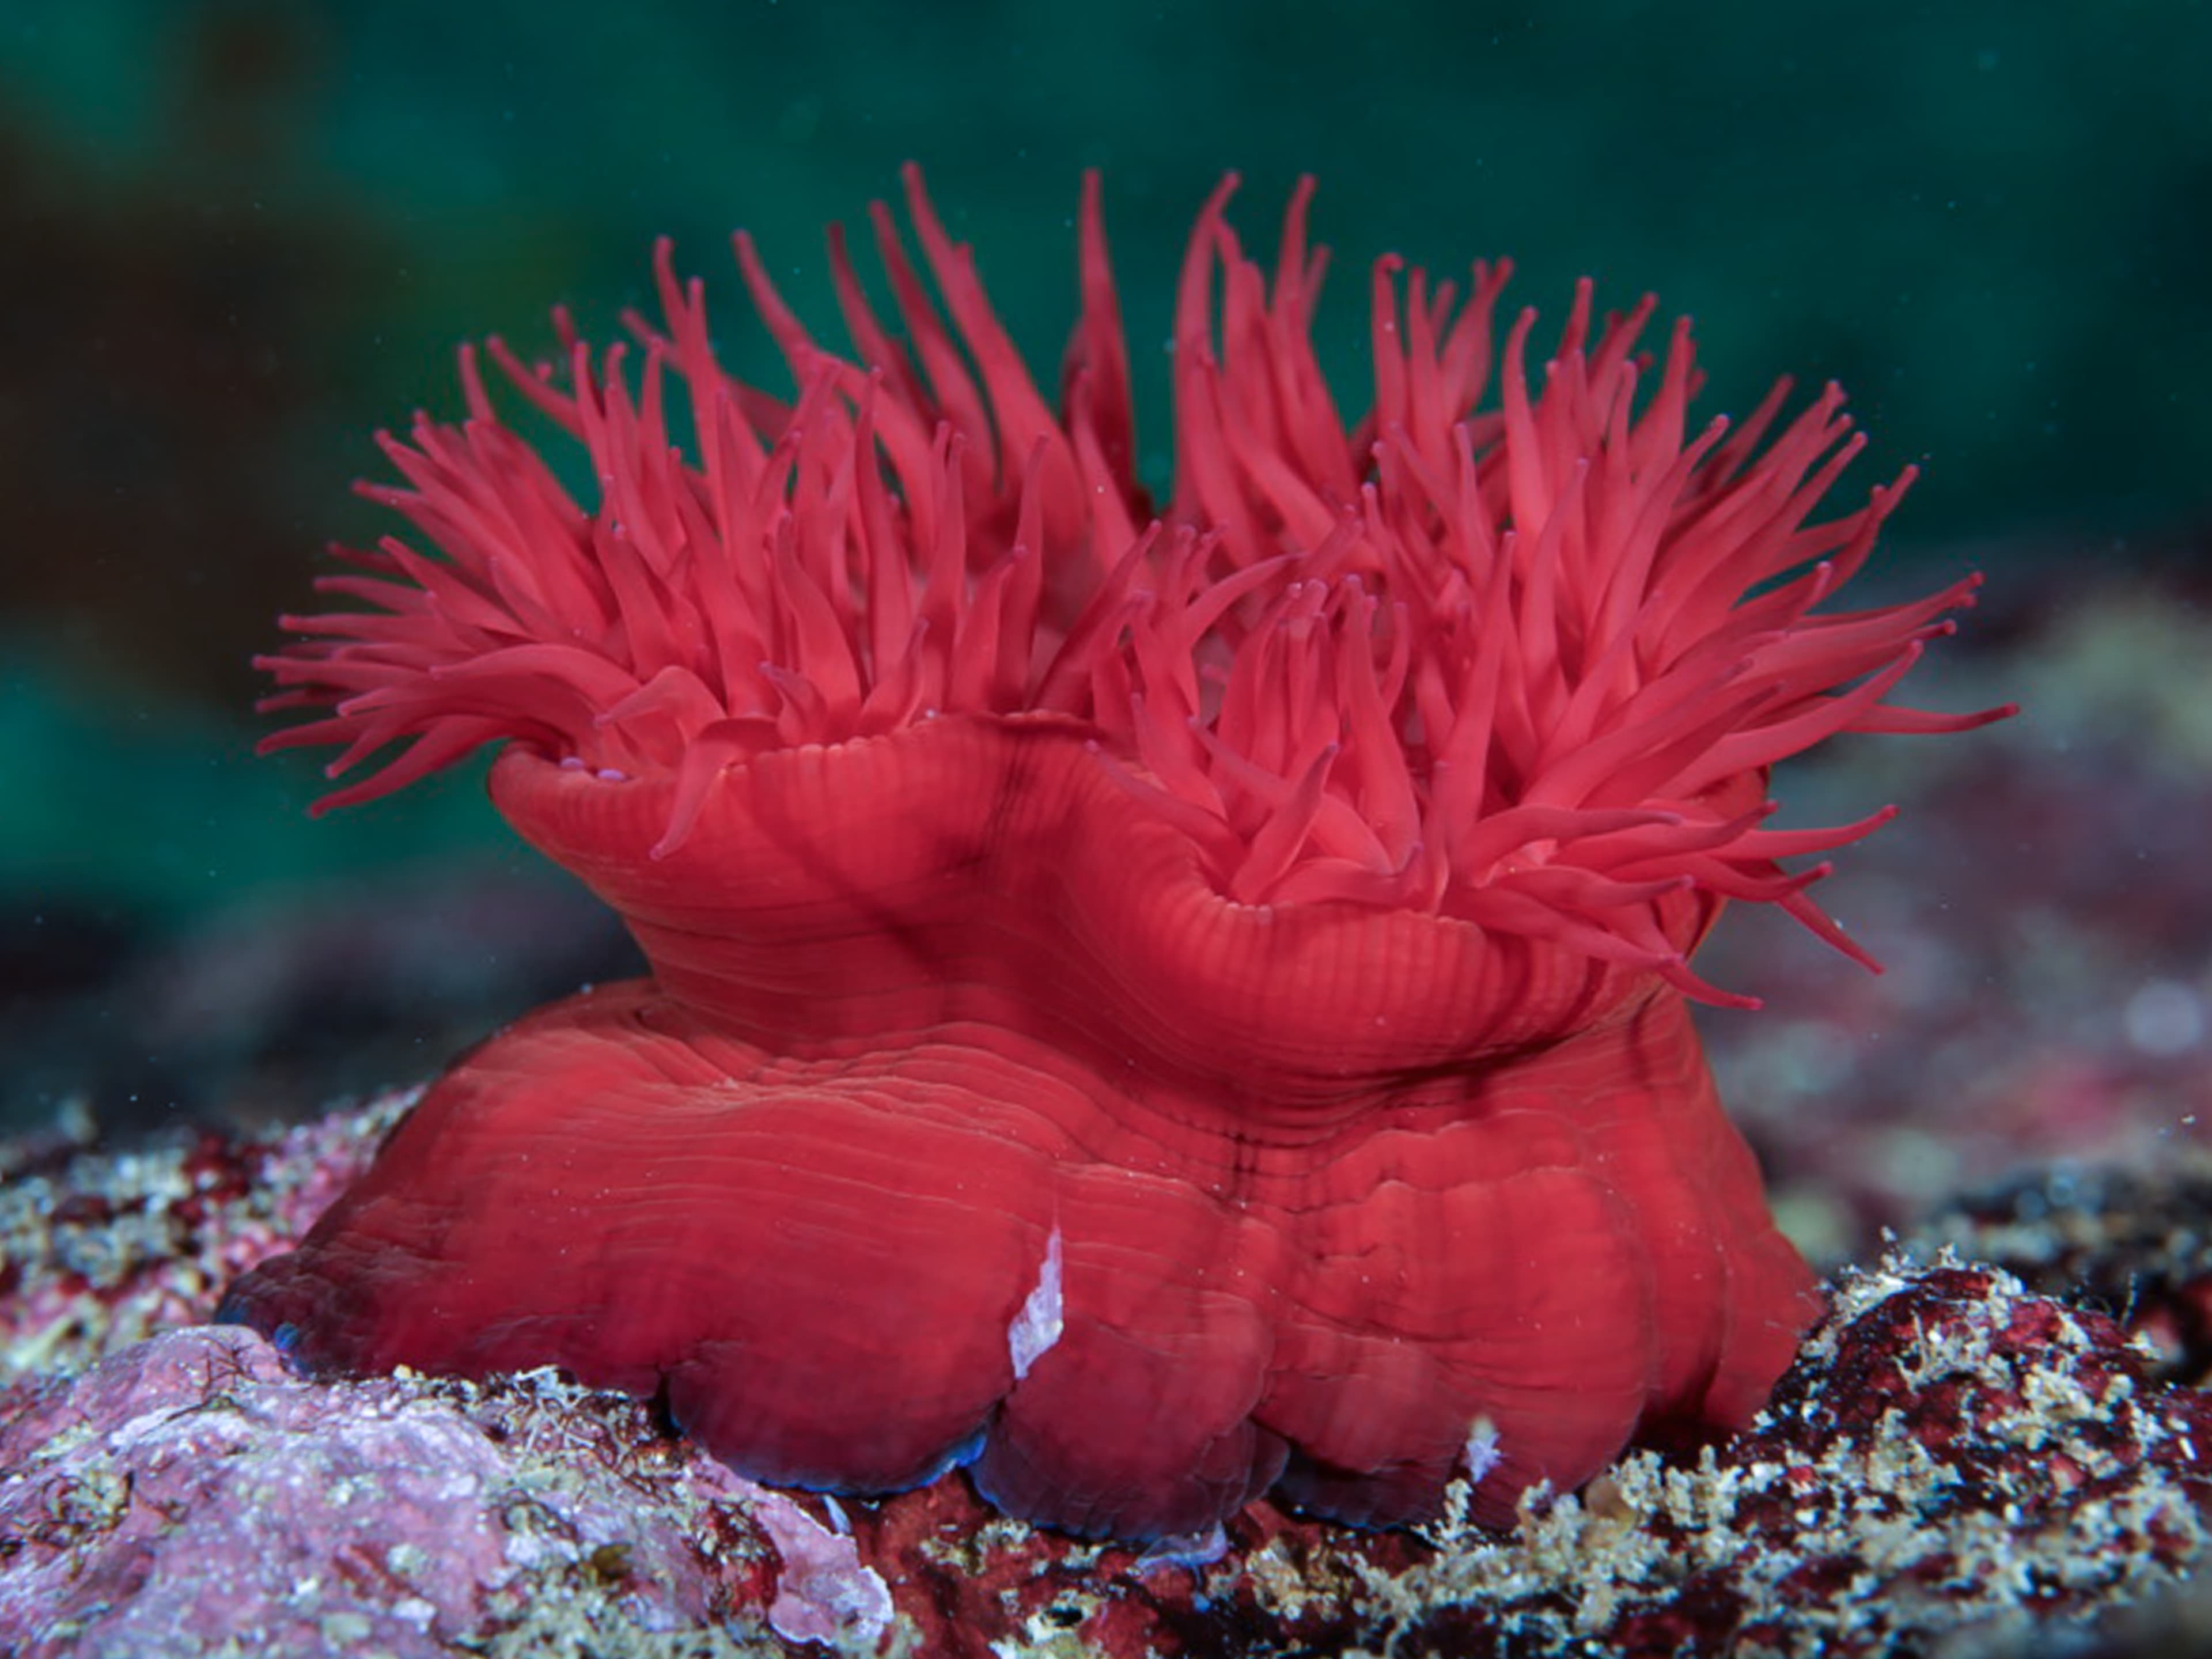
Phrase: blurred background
[{"left": 3, "top": 0, "right": 2209, "bottom": 1256}]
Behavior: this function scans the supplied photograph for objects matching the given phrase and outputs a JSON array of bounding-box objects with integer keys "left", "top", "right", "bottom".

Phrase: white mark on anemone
[
  {"left": 1009, "top": 1225, "right": 1065, "bottom": 1381},
  {"left": 1464, "top": 1414, "right": 1503, "bottom": 1485},
  {"left": 1134, "top": 1522, "right": 1229, "bottom": 1575}
]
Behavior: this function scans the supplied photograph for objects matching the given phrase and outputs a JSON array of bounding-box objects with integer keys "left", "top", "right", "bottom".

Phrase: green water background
[{"left": 2, "top": 0, "right": 2205, "bottom": 921}]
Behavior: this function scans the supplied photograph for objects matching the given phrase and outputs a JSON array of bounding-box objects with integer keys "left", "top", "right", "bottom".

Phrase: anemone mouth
[{"left": 260, "top": 165, "right": 2012, "bottom": 1003}]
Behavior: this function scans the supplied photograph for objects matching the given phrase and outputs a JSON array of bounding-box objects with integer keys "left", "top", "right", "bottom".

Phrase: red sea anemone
[{"left": 218, "top": 166, "right": 2010, "bottom": 1542}]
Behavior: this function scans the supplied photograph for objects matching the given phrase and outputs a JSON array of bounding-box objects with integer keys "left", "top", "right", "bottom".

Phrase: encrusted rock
[{"left": 6, "top": 1100, "right": 2212, "bottom": 1657}]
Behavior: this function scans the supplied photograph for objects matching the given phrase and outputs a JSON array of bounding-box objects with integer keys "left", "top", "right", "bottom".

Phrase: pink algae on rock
[{"left": 0, "top": 1322, "right": 895, "bottom": 1658}]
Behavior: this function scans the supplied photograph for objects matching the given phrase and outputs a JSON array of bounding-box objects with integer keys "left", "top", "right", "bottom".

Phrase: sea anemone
[{"left": 218, "top": 166, "right": 2010, "bottom": 1542}]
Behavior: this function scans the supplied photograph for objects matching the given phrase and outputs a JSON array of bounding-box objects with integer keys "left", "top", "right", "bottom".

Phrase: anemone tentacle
[{"left": 262, "top": 169, "right": 2009, "bottom": 988}]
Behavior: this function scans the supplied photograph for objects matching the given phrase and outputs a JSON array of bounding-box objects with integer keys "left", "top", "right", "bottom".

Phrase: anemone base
[{"left": 221, "top": 978, "right": 1818, "bottom": 1541}]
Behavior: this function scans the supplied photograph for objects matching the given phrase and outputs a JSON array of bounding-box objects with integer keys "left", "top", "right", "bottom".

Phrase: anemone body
[{"left": 219, "top": 167, "right": 2005, "bottom": 1540}]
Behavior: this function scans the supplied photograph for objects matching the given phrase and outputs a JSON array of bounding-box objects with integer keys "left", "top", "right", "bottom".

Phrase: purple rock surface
[{"left": 0, "top": 1322, "right": 889, "bottom": 1657}]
